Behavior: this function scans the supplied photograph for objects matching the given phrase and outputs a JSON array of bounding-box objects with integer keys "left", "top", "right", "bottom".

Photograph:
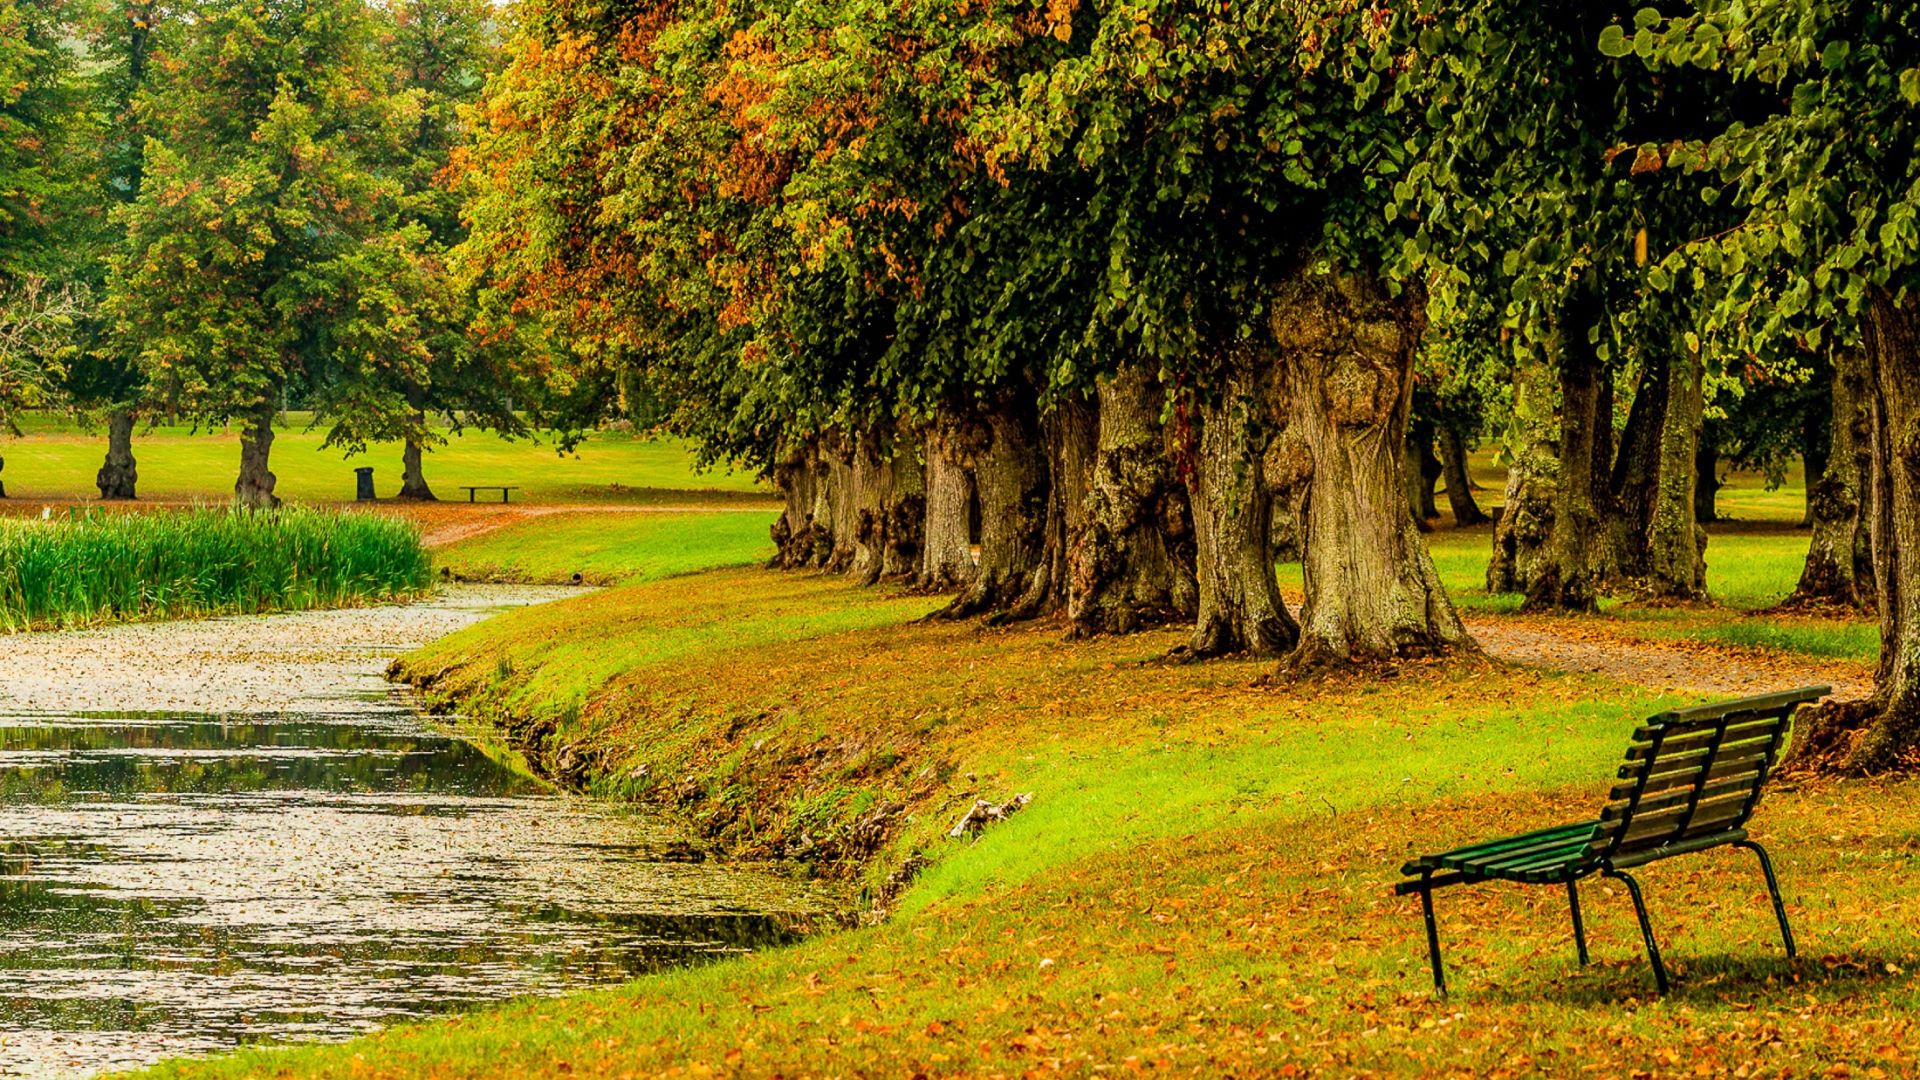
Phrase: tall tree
[
  {"left": 1624, "top": 0, "right": 1920, "bottom": 770},
  {"left": 107, "top": 0, "right": 409, "bottom": 506}
]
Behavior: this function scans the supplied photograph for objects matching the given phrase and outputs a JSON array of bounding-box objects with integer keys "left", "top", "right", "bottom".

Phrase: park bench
[
  {"left": 458, "top": 485, "right": 520, "bottom": 504},
  {"left": 1396, "top": 685, "right": 1829, "bottom": 995}
]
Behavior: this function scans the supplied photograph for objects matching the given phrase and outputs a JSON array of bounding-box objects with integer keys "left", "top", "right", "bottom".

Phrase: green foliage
[
  {"left": 0, "top": 506, "right": 431, "bottom": 630},
  {"left": 104, "top": 0, "right": 418, "bottom": 433}
]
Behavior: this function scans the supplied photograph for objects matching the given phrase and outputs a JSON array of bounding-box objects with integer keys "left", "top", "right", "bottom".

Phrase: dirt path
[{"left": 1466, "top": 617, "right": 1872, "bottom": 700}]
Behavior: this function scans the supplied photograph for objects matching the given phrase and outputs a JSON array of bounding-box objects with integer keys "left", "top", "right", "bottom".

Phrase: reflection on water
[{"left": 0, "top": 709, "right": 819, "bottom": 1078}]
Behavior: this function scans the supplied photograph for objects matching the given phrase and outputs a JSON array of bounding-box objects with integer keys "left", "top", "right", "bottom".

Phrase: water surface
[{"left": 0, "top": 702, "right": 817, "bottom": 1077}]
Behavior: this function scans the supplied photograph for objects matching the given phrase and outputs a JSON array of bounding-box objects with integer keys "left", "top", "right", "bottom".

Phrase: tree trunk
[
  {"left": 1067, "top": 369, "right": 1198, "bottom": 637},
  {"left": 1180, "top": 353, "right": 1298, "bottom": 659},
  {"left": 918, "top": 416, "right": 977, "bottom": 590},
  {"left": 234, "top": 405, "right": 280, "bottom": 508},
  {"left": 1786, "top": 350, "right": 1873, "bottom": 610},
  {"left": 1800, "top": 398, "right": 1830, "bottom": 529},
  {"left": 1404, "top": 416, "right": 1440, "bottom": 531},
  {"left": 1640, "top": 346, "right": 1706, "bottom": 599},
  {"left": 1436, "top": 424, "right": 1488, "bottom": 526},
  {"left": 1001, "top": 397, "right": 1093, "bottom": 622},
  {"left": 96, "top": 408, "right": 138, "bottom": 500},
  {"left": 1790, "top": 290, "right": 1920, "bottom": 773},
  {"left": 1487, "top": 356, "right": 1557, "bottom": 594},
  {"left": 1526, "top": 294, "right": 1606, "bottom": 614},
  {"left": 0, "top": 453, "right": 7, "bottom": 498},
  {"left": 1695, "top": 440, "right": 1720, "bottom": 523},
  {"left": 1273, "top": 269, "right": 1471, "bottom": 667},
  {"left": 850, "top": 425, "right": 925, "bottom": 586},
  {"left": 770, "top": 441, "right": 822, "bottom": 570},
  {"left": 399, "top": 412, "right": 437, "bottom": 500},
  {"left": 817, "top": 436, "right": 858, "bottom": 572},
  {"left": 932, "top": 393, "right": 1051, "bottom": 620}
]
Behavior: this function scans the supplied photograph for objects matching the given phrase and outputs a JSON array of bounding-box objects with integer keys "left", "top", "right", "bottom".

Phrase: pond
[{"left": 0, "top": 592, "right": 821, "bottom": 1078}]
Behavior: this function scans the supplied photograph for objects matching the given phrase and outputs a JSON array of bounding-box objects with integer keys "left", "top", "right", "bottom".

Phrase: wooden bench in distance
[
  {"left": 459, "top": 485, "right": 520, "bottom": 504},
  {"left": 1396, "top": 685, "right": 1830, "bottom": 995}
]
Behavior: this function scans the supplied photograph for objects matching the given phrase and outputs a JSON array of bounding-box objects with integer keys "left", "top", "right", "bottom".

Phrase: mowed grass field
[
  {"left": 0, "top": 413, "right": 770, "bottom": 505},
  {"left": 133, "top": 565, "right": 1920, "bottom": 1079}
]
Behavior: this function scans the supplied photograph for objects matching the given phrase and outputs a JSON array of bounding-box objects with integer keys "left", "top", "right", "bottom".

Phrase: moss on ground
[{"left": 129, "top": 565, "right": 1920, "bottom": 1078}]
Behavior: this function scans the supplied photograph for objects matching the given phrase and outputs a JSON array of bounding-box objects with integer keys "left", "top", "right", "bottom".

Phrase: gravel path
[
  {"left": 1467, "top": 618, "right": 1872, "bottom": 700},
  {"left": 0, "top": 585, "right": 579, "bottom": 716}
]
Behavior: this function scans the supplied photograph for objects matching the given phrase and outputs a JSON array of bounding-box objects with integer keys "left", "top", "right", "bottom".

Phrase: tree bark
[
  {"left": 816, "top": 436, "right": 858, "bottom": 572},
  {"left": 1786, "top": 349, "right": 1873, "bottom": 610},
  {"left": 1525, "top": 293, "right": 1607, "bottom": 614},
  {"left": 234, "top": 404, "right": 280, "bottom": 508},
  {"left": 0, "top": 453, "right": 7, "bottom": 498},
  {"left": 1640, "top": 346, "right": 1706, "bottom": 599},
  {"left": 1789, "top": 290, "right": 1920, "bottom": 773},
  {"left": 1273, "top": 268, "right": 1471, "bottom": 667},
  {"left": 1180, "top": 352, "right": 1298, "bottom": 659},
  {"left": 849, "top": 425, "right": 925, "bottom": 586},
  {"left": 1436, "top": 424, "right": 1488, "bottom": 526},
  {"left": 1488, "top": 355, "right": 1557, "bottom": 594},
  {"left": 1068, "top": 369, "right": 1198, "bottom": 638},
  {"left": 932, "top": 393, "right": 1051, "bottom": 620},
  {"left": 918, "top": 415, "right": 977, "bottom": 590},
  {"left": 1000, "top": 397, "right": 1093, "bottom": 622},
  {"left": 96, "top": 408, "right": 139, "bottom": 500},
  {"left": 770, "top": 440, "right": 823, "bottom": 570},
  {"left": 398, "top": 412, "right": 437, "bottom": 500}
]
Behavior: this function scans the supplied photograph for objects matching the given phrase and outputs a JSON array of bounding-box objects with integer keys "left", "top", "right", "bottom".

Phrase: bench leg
[
  {"left": 1604, "top": 869, "right": 1669, "bottom": 995},
  {"left": 1566, "top": 880, "right": 1589, "bottom": 966},
  {"left": 1734, "top": 840, "right": 1797, "bottom": 959},
  {"left": 1416, "top": 873, "right": 1447, "bottom": 997}
]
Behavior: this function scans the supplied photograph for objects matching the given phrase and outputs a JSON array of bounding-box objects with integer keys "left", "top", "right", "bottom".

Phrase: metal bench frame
[{"left": 1395, "top": 685, "right": 1828, "bottom": 995}]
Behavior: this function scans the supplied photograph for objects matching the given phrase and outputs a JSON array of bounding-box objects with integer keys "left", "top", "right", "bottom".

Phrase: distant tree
[
  {"left": 310, "top": 0, "right": 523, "bottom": 501},
  {"left": 107, "top": 0, "right": 412, "bottom": 506}
]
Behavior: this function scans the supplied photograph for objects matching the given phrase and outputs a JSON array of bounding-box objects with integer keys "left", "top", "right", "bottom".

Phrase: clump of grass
[{"left": 0, "top": 506, "right": 433, "bottom": 631}]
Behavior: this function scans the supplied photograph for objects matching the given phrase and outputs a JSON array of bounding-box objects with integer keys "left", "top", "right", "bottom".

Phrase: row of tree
[
  {"left": 0, "top": 0, "right": 526, "bottom": 504},
  {"left": 452, "top": 0, "right": 1920, "bottom": 771}
]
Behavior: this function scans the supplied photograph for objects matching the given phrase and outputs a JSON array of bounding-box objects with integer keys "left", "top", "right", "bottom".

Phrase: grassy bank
[
  {"left": 433, "top": 509, "right": 777, "bottom": 584},
  {"left": 0, "top": 507, "right": 433, "bottom": 631},
  {"left": 129, "top": 565, "right": 1920, "bottom": 1078}
]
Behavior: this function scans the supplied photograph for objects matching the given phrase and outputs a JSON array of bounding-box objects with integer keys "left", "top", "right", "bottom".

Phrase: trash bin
[{"left": 354, "top": 467, "right": 376, "bottom": 502}]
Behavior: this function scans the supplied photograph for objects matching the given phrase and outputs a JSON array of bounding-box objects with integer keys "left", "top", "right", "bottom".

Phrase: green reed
[{"left": 0, "top": 507, "right": 434, "bottom": 631}]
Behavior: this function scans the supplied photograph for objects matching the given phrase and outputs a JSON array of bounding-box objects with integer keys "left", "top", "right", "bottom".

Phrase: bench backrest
[{"left": 1588, "top": 686, "right": 1828, "bottom": 863}]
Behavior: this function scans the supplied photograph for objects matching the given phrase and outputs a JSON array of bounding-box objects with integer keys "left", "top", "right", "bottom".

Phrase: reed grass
[{"left": 0, "top": 507, "right": 434, "bottom": 631}]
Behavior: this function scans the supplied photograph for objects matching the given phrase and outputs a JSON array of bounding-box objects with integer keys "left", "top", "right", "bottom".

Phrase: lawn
[
  {"left": 0, "top": 413, "right": 770, "bottom": 505},
  {"left": 432, "top": 509, "right": 779, "bottom": 584},
  {"left": 130, "top": 566, "right": 1920, "bottom": 1078}
]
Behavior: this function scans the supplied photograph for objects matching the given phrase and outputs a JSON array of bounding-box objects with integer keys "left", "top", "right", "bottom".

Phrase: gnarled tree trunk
[
  {"left": 850, "top": 425, "right": 925, "bottom": 586},
  {"left": 932, "top": 393, "right": 1051, "bottom": 620},
  {"left": 1436, "top": 424, "right": 1487, "bottom": 526},
  {"left": 1791, "top": 290, "right": 1920, "bottom": 773},
  {"left": 1181, "top": 352, "right": 1297, "bottom": 659},
  {"left": 1001, "top": 397, "right": 1092, "bottom": 622},
  {"left": 97, "top": 408, "right": 138, "bottom": 500},
  {"left": 1068, "top": 369, "right": 1197, "bottom": 638},
  {"left": 770, "top": 440, "right": 823, "bottom": 570},
  {"left": 1273, "top": 268, "right": 1471, "bottom": 667},
  {"left": 1488, "top": 356, "right": 1558, "bottom": 594},
  {"left": 234, "top": 404, "right": 280, "bottom": 508},
  {"left": 1787, "top": 350, "right": 1873, "bottom": 610},
  {"left": 918, "top": 414, "right": 977, "bottom": 590},
  {"left": 816, "top": 436, "right": 858, "bottom": 572}
]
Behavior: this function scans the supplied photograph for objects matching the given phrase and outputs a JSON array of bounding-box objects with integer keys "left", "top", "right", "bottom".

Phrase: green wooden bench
[{"left": 1396, "top": 685, "right": 1829, "bottom": 995}]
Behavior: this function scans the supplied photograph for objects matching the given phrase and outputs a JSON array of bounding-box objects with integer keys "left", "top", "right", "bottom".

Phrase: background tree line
[{"left": 0, "top": 0, "right": 528, "bottom": 505}]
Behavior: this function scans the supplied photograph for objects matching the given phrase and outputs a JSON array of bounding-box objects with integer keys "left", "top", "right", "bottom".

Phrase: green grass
[
  {"left": 434, "top": 510, "right": 779, "bottom": 584},
  {"left": 0, "top": 412, "right": 768, "bottom": 505},
  {"left": 127, "top": 568, "right": 1920, "bottom": 1079},
  {"left": 0, "top": 506, "right": 433, "bottom": 631}
]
